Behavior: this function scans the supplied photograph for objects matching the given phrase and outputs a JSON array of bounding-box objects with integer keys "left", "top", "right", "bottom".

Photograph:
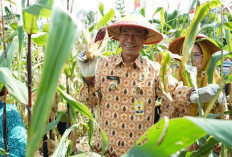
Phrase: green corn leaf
[
  {"left": 122, "top": 117, "right": 206, "bottom": 157},
  {"left": 224, "top": 22, "right": 232, "bottom": 31},
  {"left": 57, "top": 87, "right": 94, "bottom": 120},
  {"left": 152, "top": 7, "right": 165, "bottom": 34},
  {"left": 187, "top": 117, "right": 232, "bottom": 148},
  {"left": 97, "top": 9, "right": 115, "bottom": 30},
  {"left": 207, "top": 51, "right": 229, "bottom": 83},
  {"left": 32, "top": 32, "right": 47, "bottom": 46},
  {"left": 0, "top": 148, "right": 9, "bottom": 156},
  {"left": 100, "top": 128, "right": 108, "bottom": 157},
  {"left": 26, "top": 1, "right": 81, "bottom": 156},
  {"left": 160, "top": 52, "right": 172, "bottom": 95},
  {"left": 0, "top": 39, "right": 18, "bottom": 67},
  {"left": 57, "top": 87, "right": 108, "bottom": 156},
  {"left": 0, "top": 67, "right": 28, "bottom": 104},
  {"left": 99, "top": 2, "right": 104, "bottom": 17},
  {"left": 182, "top": 136, "right": 219, "bottom": 157},
  {"left": 123, "top": 117, "right": 232, "bottom": 157},
  {"left": 51, "top": 124, "right": 81, "bottom": 157},
  {"left": 44, "top": 113, "right": 64, "bottom": 135},
  {"left": 23, "top": 0, "right": 54, "bottom": 18},
  {"left": 22, "top": 11, "right": 39, "bottom": 34},
  {"left": 88, "top": 119, "right": 94, "bottom": 150},
  {"left": 224, "top": 74, "right": 232, "bottom": 83}
]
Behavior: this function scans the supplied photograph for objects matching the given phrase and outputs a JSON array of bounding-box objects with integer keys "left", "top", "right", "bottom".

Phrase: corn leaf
[
  {"left": 51, "top": 123, "right": 81, "bottom": 157},
  {"left": 57, "top": 87, "right": 108, "bottom": 156},
  {"left": 97, "top": 9, "right": 115, "bottom": 30},
  {"left": 180, "top": 136, "right": 219, "bottom": 157},
  {"left": 159, "top": 52, "right": 173, "bottom": 101},
  {"left": 26, "top": 1, "right": 81, "bottom": 156},
  {"left": 187, "top": 117, "right": 232, "bottom": 148},
  {"left": 123, "top": 117, "right": 232, "bottom": 157},
  {"left": 44, "top": 113, "right": 63, "bottom": 135},
  {"left": 0, "top": 67, "right": 28, "bottom": 104},
  {"left": 22, "top": 12, "right": 38, "bottom": 34},
  {"left": 0, "top": 148, "right": 8, "bottom": 156},
  {"left": 122, "top": 117, "right": 206, "bottom": 157},
  {"left": 207, "top": 51, "right": 229, "bottom": 83},
  {"left": 23, "top": 0, "right": 54, "bottom": 18},
  {"left": 0, "top": 39, "right": 18, "bottom": 67},
  {"left": 57, "top": 87, "right": 94, "bottom": 120}
]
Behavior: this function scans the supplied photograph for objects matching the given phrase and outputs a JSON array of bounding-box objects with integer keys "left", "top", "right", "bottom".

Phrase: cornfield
[{"left": 0, "top": 0, "right": 232, "bottom": 156}]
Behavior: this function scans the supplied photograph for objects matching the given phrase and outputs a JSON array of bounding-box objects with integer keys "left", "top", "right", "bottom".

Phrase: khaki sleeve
[{"left": 156, "top": 74, "right": 193, "bottom": 105}]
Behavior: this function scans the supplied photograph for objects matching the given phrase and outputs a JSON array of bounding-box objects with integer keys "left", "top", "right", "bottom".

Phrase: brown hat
[
  {"left": 168, "top": 35, "right": 220, "bottom": 55},
  {"left": 107, "top": 13, "right": 163, "bottom": 45}
]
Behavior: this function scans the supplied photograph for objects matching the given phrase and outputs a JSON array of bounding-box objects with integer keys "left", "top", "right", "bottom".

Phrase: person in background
[
  {"left": 223, "top": 57, "right": 232, "bottom": 96},
  {"left": 0, "top": 87, "right": 27, "bottom": 157},
  {"left": 161, "top": 35, "right": 223, "bottom": 118},
  {"left": 77, "top": 13, "right": 221, "bottom": 156}
]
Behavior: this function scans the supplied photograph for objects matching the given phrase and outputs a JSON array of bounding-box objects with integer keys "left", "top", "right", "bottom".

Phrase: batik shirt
[
  {"left": 0, "top": 101, "right": 27, "bottom": 157},
  {"left": 80, "top": 54, "right": 192, "bottom": 157}
]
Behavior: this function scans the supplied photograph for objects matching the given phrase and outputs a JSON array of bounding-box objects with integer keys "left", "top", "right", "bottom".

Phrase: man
[{"left": 78, "top": 13, "right": 220, "bottom": 156}]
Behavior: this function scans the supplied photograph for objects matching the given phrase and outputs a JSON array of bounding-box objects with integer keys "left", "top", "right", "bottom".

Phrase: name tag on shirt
[{"left": 107, "top": 76, "right": 120, "bottom": 80}]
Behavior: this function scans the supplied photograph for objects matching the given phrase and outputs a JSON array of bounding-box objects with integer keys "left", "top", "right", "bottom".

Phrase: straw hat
[
  {"left": 107, "top": 13, "right": 163, "bottom": 45},
  {"left": 168, "top": 35, "right": 220, "bottom": 55}
]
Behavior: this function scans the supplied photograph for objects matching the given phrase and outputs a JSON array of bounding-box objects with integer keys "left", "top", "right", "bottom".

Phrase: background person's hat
[
  {"left": 168, "top": 35, "right": 220, "bottom": 55},
  {"left": 107, "top": 13, "right": 163, "bottom": 45}
]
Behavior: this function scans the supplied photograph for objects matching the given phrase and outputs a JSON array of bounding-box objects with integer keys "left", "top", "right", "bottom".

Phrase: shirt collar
[{"left": 113, "top": 54, "right": 144, "bottom": 69}]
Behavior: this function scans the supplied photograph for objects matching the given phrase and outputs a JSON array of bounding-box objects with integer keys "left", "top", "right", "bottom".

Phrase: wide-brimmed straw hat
[
  {"left": 168, "top": 35, "right": 220, "bottom": 55},
  {"left": 107, "top": 13, "right": 163, "bottom": 45}
]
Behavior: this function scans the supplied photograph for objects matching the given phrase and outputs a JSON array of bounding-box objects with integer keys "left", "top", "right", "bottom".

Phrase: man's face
[{"left": 119, "top": 26, "right": 147, "bottom": 56}]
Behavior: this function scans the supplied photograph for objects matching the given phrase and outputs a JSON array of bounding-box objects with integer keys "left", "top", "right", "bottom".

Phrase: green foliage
[
  {"left": 124, "top": 117, "right": 232, "bottom": 156},
  {"left": 0, "top": 67, "right": 28, "bottom": 104},
  {"left": 26, "top": 1, "right": 81, "bottom": 156},
  {"left": 0, "top": 148, "right": 8, "bottom": 156},
  {"left": 1, "top": 0, "right": 232, "bottom": 156}
]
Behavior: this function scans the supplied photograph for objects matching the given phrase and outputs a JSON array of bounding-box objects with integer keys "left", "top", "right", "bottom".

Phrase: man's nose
[{"left": 127, "top": 34, "right": 134, "bottom": 42}]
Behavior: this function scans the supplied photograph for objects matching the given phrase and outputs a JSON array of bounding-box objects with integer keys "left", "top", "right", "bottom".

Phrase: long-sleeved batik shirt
[{"left": 80, "top": 54, "right": 192, "bottom": 157}]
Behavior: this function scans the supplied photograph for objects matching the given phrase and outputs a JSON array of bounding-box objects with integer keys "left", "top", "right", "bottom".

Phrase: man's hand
[
  {"left": 77, "top": 49, "right": 98, "bottom": 77},
  {"left": 190, "top": 84, "right": 221, "bottom": 103}
]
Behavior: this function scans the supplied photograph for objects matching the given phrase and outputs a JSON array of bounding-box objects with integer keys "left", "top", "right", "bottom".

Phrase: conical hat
[
  {"left": 168, "top": 35, "right": 220, "bottom": 55},
  {"left": 107, "top": 13, "right": 163, "bottom": 45}
]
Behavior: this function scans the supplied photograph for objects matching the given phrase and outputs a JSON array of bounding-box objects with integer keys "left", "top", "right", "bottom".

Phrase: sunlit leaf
[
  {"left": 32, "top": 32, "right": 47, "bottom": 46},
  {"left": 99, "top": 2, "right": 104, "bottom": 17},
  {"left": 22, "top": 11, "right": 39, "bottom": 34},
  {"left": 23, "top": 0, "right": 54, "bottom": 17},
  {"left": 97, "top": 9, "right": 115, "bottom": 30},
  {"left": 123, "top": 117, "right": 206, "bottom": 157}
]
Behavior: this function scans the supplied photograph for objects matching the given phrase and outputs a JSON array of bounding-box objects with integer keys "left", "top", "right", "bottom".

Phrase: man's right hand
[{"left": 77, "top": 49, "right": 98, "bottom": 77}]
